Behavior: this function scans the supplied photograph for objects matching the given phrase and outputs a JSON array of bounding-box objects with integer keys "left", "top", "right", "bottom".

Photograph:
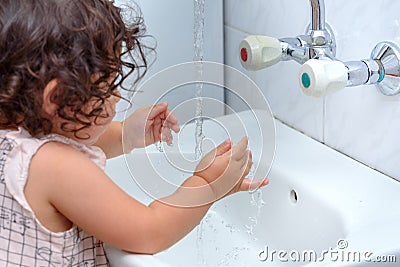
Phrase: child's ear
[{"left": 42, "top": 79, "right": 59, "bottom": 116}]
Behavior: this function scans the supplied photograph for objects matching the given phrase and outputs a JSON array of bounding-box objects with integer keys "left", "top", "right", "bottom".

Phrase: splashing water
[
  {"left": 155, "top": 141, "right": 163, "bottom": 152},
  {"left": 194, "top": 0, "right": 205, "bottom": 159},
  {"left": 244, "top": 188, "right": 266, "bottom": 241},
  {"left": 196, "top": 220, "right": 206, "bottom": 266},
  {"left": 217, "top": 246, "right": 249, "bottom": 267},
  {"left": 193, "top": 1, "right": 264, "bottom": 265},
  {"left": 196, "top": 211, "right": 216, "bottom": 266}
]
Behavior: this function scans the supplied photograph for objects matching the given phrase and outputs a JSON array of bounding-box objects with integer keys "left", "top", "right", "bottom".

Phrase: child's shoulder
[
  {"left": 2, "top": 128, "right": 106, "bottom": 168},
  {"left": 29, "top": 134, "right": 107, "bottom": 181},
  {"left": 33, "top": 139, "right": 86, "bottom": 164},
  {"left": 0, "top": 129, "right": 105, "bottom": 232},
  {"left": 24, "top": 135, "right": 107, "bottom": 232}
]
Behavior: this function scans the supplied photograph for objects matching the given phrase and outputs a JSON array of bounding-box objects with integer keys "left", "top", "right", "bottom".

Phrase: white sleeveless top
[{"left": 0, "top": 128, "right": 110, "bottom": 266}]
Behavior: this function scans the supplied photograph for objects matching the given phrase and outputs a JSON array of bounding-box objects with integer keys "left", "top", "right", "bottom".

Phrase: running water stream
[
  {"left": 194, "top": 1, "right": 206, "bottom": 265},
  {"left": 193, "top": 2, "right": 265, "bottom": 266},
  {"left": 193, "top": 0, "right": 205, "bottom": 160}
]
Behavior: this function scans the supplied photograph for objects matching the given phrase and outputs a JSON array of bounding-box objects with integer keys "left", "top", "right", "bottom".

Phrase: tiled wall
[{"left": 224, "top": 0, "right": 400, "bottom": 180}]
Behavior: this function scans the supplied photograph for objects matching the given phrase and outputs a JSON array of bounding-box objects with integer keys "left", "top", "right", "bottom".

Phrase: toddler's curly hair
[{"left": 0, "top": 0, "right": 149, "bottom": 137}]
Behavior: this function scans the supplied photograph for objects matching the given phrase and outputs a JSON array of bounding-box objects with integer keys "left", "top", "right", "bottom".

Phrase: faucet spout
[
  {"left": 239, "top": 0, "right": 335, "bottom": 69},
  {"left": 310, "top": 0, "right": 325, "bottom": 31}
]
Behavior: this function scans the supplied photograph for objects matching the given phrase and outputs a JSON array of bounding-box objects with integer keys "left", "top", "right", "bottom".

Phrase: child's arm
[
  {"left": 94, "top": 102, "right": 179, "bottom": 159},
  {"left": 26, "top": 137, "right": 267, "bottom": 254},
  {"left": 93, "top": 121, "right": 123, "bottom": 158}
]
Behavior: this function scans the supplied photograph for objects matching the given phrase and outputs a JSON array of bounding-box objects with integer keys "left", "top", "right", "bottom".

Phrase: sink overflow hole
[{"left": 290, "top": 189, "right": 298, "bottom": 203}]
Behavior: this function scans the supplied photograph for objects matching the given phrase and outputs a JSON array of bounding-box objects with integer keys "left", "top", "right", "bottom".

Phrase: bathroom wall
[
  {"left": 224, "top": 1, "right": 400, "bottom": 180},
  {"left": 114, "top": 0, "right": 224, "bottom": 122}
]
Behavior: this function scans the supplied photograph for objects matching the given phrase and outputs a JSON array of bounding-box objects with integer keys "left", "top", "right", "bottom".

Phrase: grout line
[
  {"left": 322, "top": 96, "right": 326, "bottom": 143},
  {"left": 223, "top": 24, "right": 254, "bottom": 35}
]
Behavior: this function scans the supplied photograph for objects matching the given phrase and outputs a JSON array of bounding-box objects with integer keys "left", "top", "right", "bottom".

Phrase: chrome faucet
[
  {"left": 239, "top": 0, "right": 400, "bottom": 97},
  {"left": 281, "top": 0, "right": 335, "bottom": 64},
  {"left": 310, "top": 0, "right": 325, "bottom": 30}
]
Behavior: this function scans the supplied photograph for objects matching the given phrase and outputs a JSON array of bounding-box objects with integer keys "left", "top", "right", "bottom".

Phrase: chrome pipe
[{"left": 310, "top": 0, "right": 325, "bottom": 31}]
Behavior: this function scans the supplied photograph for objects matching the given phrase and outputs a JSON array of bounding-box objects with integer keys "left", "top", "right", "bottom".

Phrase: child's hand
[
  {"left": 194, "top": 137, "right": 269, "bottom": 200},
  {"left": 123, "top": 102, "right": 180, "bottom": 150}
]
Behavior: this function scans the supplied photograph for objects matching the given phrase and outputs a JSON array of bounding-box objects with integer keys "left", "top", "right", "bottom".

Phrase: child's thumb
[
  {"left": 239, "top": 178, "right": 269, "bottom": 192},
  {"left": 215, "top": 139, "right": 232, "bottom": 156}
]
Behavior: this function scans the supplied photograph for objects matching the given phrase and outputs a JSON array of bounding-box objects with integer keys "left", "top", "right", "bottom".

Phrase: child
[{"left": 0, "top": 0, "right": 269, "bottom": 266}]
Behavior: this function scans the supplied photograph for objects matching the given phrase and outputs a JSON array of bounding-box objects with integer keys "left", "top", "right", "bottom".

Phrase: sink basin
[{"left": 105, "top": 110, "right": 400, "bottom": 266}]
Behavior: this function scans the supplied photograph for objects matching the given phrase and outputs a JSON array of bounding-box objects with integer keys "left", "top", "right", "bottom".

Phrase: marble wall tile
[
  {"left": 324, "top": 0, "right": 400, "bottom": 179},
  {"left": 224, "top": 0, "right": 309, "bottom": 37}
]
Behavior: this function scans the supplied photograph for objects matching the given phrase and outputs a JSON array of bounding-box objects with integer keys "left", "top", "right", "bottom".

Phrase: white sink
[{"left": 105, "top": 110, "right": 400, "bottom": 266}]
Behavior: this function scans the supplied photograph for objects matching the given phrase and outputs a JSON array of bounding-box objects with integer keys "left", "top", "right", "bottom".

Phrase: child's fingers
[
  {"left": 165, "top": 110, "right": 178, "bottom": 123},
  {"left": 240, "top": 150, "right": 252, "bottom": 171},
  {"left": 164, "top": 120, "right": 180, "bottom": 133},
  {"left": 153, "top": 108, "right": 179, "bottom": 133},
  {"left": 239, "top": 178, "right": 269, "bottom": 191},
  {"left": 161, "top": 127, "right": 173, "bottom": 144},
  {"left": 148, "top": 102, "right": 168, "bottom": 119},
  {"left": 194, "top": 139, "right": 232, "bottom": 174},
  {"left": 168, "top": 123, "right": 180, "bottom": 133},
  {"left": 214, "top": 139, "right": 232, "bottom": 156},
  {"left": 231, "top": 137, "right": 248, "bottom": 161}
]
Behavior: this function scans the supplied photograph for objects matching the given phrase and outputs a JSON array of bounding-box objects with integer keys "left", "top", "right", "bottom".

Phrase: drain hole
[{"left": 290, "top": 189, "right": 298, "bottom": 203}]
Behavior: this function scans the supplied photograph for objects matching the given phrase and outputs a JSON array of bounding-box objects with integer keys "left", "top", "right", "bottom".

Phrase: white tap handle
[
  {"left": 299, "top": 59, "right": 348, "bottom": 97},
  {"left": 239, "top": 36, "right": 282, "bottom": 71}
]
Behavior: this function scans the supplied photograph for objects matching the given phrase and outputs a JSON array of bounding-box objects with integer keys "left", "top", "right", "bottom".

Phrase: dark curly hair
[{"left": 0, "top": 0, "right": 150, "bottom": 138}]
